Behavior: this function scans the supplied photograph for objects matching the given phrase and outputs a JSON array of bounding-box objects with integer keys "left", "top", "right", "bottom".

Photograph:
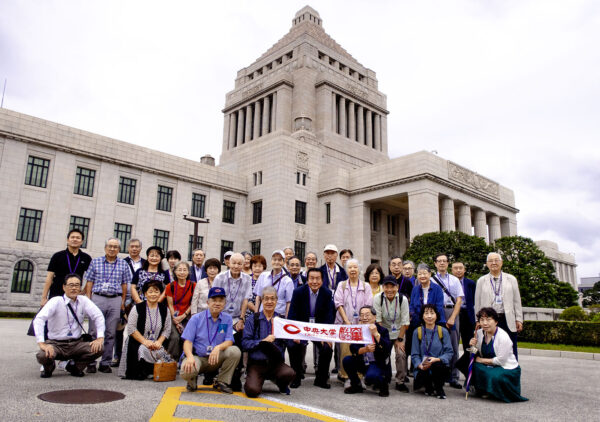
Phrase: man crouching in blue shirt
[{"left": 180, "top": 287, "right": 241, "bottom": 394}]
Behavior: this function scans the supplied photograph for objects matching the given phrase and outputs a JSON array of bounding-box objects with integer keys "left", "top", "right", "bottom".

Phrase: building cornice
[
  {"left": 317, "top": 172, "right": 519, "bottom": 214},
  {"left": 315, "top": 79, "right": 389, "bottom": 115},
  {"left": 222, "top": 78, "right": 294, "bottom": 113}
]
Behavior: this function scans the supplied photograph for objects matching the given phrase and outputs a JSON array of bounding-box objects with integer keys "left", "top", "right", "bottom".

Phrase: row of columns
[
  {"left": 333, "top": 94, "right": 383, "bottom": 151},
  {"left": 553, "top": 260, "right": 577, "bottom": 289},
  {"left": 225, "top": 93, "right": 276, "bottom": 149},
  {"left": 440, "top": 197, "right": 512, "bottom": 243}
]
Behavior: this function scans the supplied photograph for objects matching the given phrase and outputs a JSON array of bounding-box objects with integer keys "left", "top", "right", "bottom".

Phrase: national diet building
[{"left": 0, "top": 7, "right": 519, "bottom": 311}]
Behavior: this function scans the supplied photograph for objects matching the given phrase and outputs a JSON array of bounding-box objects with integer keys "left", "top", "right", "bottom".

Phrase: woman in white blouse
[{"left": 467, "top": 307, "right": 527, "bottom": 402}]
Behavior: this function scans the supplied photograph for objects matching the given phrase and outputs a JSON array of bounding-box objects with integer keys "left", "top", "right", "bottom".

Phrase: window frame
[
  {"left": 11, "top": 260, "right": 34, "bottom": 293},
  {"left": 223, "top": 200, "right": 236, "bottom": 224},
  {"left": 73, "top": 166, "right": 96, "bottom": 197},
  {"left": 25, "top": 155, "right": 50, "bottom": 188},
  {"left": 295, "top": 200, "right": 307, "bottom": 225},
  {"left": 117, "top": 176, "right": 137, "bottom": 205},
  {"left": 16, "top": 208, "right": 43, "bottom": 243}
]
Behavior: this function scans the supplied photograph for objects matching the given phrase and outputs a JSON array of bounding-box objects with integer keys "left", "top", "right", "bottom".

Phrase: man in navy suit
[
  {"left": 319, "top": 244, "right": 347, "bottom": 292},
  {"left": 451, "top": 261, "right": 476, "bottom": 351},
  {"left": 287, "top": 268, "right": 335, "bottom": 389},
  {"left": 189, "top": 248, "right": 208, "bottom": 282}
]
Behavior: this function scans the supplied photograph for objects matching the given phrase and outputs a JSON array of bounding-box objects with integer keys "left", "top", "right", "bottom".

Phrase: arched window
[{"left": 12, "top": 260, "right": 34, "bottom": 293}]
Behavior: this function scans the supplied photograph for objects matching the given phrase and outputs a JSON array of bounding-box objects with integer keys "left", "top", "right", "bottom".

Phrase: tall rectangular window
[
  {"left": 153, "top": 229, "right": 170, "bottom": 251},
  {"left": 17, "top": 208, "right": 43, "bottom": 242},
  {"left": 325, "top": 203, "right": 331, "bottom": 224},
  {"left": 296, "top": 171, "right": 307, "bottom": 186},
  {"left": 221, "top": 240, "right": 234, "bottom": 263},
  {"left": 74, "top": 167, "right": 96, "bottom": 197},
  {"left": 252, "top": 201, "right": 262, "bottom": 225},
  {"left": 188, "top": 235, "right": 204, "bottom": 261},
  {"left": 372, "top": 210, "right": 380, "bottom": 232},
  {"left": 295, "top": 200, "right": 306, "bottom": 224},
  {"left": 223, "top": 200, "right": 236, "bottom": 224},
  {"left": 294, "top": 241, "right": 306, "bottom": 263},
  {"left": 69, "top": 216, "right": 90, "bottom": 248},
  {"left": 191, "top": 193, "right": 206, "bottom": 218},
  {"left": 25, "top": 156, "right": 50, "bottom": 188},
  {"left": 117, "top": 176, "right": 136, "bottom": 205},
  {"left": 250, "top": 240, "right": 261, "bottom": 256},
  {"left": 388, "top": 215, "right": 398, "bottom": 236},
  {"left": 114, "top": 223, "right": 132, "bottom": 249},
  {"left": 156, "top": 185, "right": 173, "bottom": 212},
  {"left": 253, "top": 171, "right": 263, "bottom": 186}
]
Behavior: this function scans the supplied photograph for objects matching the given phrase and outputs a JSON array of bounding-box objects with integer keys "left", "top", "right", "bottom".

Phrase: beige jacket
[{"left": 475, "top": 272, "right": 523, "bottom": 332}]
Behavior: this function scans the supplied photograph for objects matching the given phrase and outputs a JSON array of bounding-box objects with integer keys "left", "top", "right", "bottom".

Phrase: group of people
[{"left": 32, "top": 230, "right": 527, "bottom": 403}]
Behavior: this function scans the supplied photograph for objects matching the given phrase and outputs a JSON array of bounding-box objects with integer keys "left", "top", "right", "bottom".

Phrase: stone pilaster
[
  {"left": 440, "top": 197, "right": 456, "bottom": 232},
  {"left": 408, "top": 190, "right": 440, "bottom": 240},
  {"left": 488, "top": 214, "right": 501, "bottom": 243},
  {"left": 473, "top": 209, "right": 488, "bottom": 242},
  {"left": 348, "top": 101, "right": 355, "bottom": 141},
  {"left": 457, "top": 203, "right": 472, "bottom": 234},
  {"left": 338, "top": 96, "right": 346, "bottom": 137},
  {"left": 374, "top": 114, "right": 381, "bottom": 151},
  {"left": 365, "top": 109, "right": 373, "bottom": 147},
  {"left": 357, "top": 105, "right": 364, "bottom": 144},
  {"left": 244, "top": 104, "right": 252, "bottom": 142},
  {"left": 253, "top": 101, "right": 261, "bottom": 139},
  {"left": 236, "top": 108, "right": 244, "bottom": 146},
  {"left": 262, "top": 95, "right": 271, "bottom": 135}
]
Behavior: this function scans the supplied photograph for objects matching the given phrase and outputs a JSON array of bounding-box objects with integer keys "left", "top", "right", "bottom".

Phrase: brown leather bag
[{"left": 153, "top": 360, "right": 177, "bottom": 382}]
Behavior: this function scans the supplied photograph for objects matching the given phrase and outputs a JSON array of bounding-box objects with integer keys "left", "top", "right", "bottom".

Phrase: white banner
[{"left": 273, "top": 317, "right": 373, "bottom": 344}]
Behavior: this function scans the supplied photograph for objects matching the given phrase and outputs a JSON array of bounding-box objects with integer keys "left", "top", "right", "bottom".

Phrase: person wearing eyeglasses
[
  {"left": 34, "top": 273, "right": 104, "bottom": 378},
  {"left": 475, "top": 253, "right": 523, "bottom": 359}
]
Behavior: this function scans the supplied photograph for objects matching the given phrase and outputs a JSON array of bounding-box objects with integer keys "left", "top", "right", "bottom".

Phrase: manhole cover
[{"left": 38, "top": 389, "right": 125, "bottom": 404}]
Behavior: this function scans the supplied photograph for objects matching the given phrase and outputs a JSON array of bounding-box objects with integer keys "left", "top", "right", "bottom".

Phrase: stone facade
[
  {"left": 535, "top": 240, "right": 578, "bottom": 290},
  {"left": 0, "top": 6, "right": 521, "bottom": 311}
]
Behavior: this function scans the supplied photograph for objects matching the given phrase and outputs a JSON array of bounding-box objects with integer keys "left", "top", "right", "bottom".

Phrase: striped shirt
[{"left": 84, "top": 256, "right": 132, "bottom": 296}]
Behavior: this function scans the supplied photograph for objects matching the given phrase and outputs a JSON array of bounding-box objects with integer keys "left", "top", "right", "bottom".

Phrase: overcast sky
[{"left": 1, "top": 0, "right": 598, "bottom": 282}]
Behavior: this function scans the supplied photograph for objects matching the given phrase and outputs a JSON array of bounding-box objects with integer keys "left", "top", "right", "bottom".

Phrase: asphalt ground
[{"left": 3, "top": 318, "right": 599, "bottom": 422}]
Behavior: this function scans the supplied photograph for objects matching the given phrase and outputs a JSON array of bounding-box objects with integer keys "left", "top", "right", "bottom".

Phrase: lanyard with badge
[
  {"left": 271, "top": 271, "right": 283, "bottom": 293},
  {"left": 147, "top": 305, "right": 159, "bottom": 340},
  {"left": 64, "top": 298, "right": 78, "bottom": 336},
  {"left": 327, "top": 266, "right": 336, "bottom": 290},
  {"left": 423, "top": 326, "right": 435, "bottom": 358},
  {"left": 66, "top": 253, "right": 81, "bottom": 274},
  {"left": 490, "top": 274, "right": 503, "bottom": 305},
  {"left": 226, "top": 275, "right": 243, "bottom": 314},
  {"left": 385, "top": 296, "right": 399, "bottom": 332},
  {"left": 205, "top": 310, "right": 220, "bottom": 353},
  {"left": 102, "top": 260, "right": 118, "bottom": 290},
  {"left": 348, "top": 282, "right": 359, "bottom": 323}
]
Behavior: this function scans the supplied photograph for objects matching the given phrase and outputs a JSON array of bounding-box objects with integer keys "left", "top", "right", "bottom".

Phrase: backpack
[{"left": 417, "top": 324, "right": 443, "bottom": 342}]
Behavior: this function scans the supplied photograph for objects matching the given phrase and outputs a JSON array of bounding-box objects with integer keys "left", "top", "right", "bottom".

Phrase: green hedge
[{"left": 520, "top": 321, "right": 600, "bottom": 347}]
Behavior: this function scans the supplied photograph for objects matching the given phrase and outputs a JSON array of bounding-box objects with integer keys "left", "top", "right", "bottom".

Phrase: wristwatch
[{"left": 396, "top": 337, "right": 404, "bottom": 342}]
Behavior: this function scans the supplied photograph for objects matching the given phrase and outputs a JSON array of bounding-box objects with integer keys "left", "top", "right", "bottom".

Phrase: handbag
[
  {"left": 67, "top": 304, "right": 94, "bottom": 342},
  {"left": 153, "top": 355, "right": 177, "bottom": 382}
]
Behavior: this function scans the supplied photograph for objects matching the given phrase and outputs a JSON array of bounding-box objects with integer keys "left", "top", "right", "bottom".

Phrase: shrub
[
  {"left": 591, "top": 313, "right": 600, "bottom": 323},
  {"left": 520, "top": 321, "right": 600, "bottom": 346},
  {"left": 559, "top": 306, "right": 588, "bottom": 321}
]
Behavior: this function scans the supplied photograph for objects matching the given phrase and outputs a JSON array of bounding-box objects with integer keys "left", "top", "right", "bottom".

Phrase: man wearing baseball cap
[
  {"left": 319, "top": 244, "right": 347, "bottom": 292},
  {"left": 180, "top": 287, "right": 241, "bottom": 394}
]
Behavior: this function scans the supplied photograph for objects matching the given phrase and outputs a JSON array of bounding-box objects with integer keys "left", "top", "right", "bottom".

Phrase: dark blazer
[
  {"left": 319, "top": 263, "right": 347, "bottom": 291},
  {"left": 287, "top": 284, "right": 335, "bottom": 324},
  {"left": 349, "top": 323, "right": 393, "bottom": 382},
  {"left": 461, "top": 277, "right": 476, "bottom": 325},
  {"left": 409, "top": 283, "right": 447, "bottom": 325},
  {"left": 124, "top": 256, "right": 146, "bottom": 277},
  {"left": 189, "top": 265, "right": 208, "bottom": 282}
]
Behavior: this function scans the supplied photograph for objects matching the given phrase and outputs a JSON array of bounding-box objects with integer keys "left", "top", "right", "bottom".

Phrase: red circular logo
[{"left": 283, "top": 324, "right": 301, "bottom": 335}]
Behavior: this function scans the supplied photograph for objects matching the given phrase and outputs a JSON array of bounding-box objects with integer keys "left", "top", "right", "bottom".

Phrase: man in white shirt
[
  {"left": 34, "top": 273, "right": 105, "bottom": 378},
  {"left": 431, "top": 253, "right": 464, "bottom": 389}
]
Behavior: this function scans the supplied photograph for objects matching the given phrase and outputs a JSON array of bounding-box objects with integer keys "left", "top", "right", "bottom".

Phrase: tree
[
  {"left": 582, "top": 282, "right": 600, "bottom": 307},
  {"left": 402, "top": 231, "right": 492, "bottom": 281},
  {"left": 492, "top": 236, "right": 578, "bottom": 308}
]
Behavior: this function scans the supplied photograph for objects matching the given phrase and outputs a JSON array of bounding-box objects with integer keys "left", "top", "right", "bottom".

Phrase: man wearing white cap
[
  {"left": 254, "top": 250, "right": 294, "bottom": 317},
  {"left": 319, "top": 244, "right": 348, "bottom": 292}
]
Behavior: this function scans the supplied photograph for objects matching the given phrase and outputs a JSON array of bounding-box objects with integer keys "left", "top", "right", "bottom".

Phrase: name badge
[
  {"left": 227, "top": 305, "right": 235, "bottom": 314},
  {"left": 206, "top": 345, "right": 213, "bottom": 353},
  {"left": 309, "top": 318, "right": 315, "bottom": 324},
  {"left": 391, "top": 324, "right": 398, "bottom": 332},
  {"left": 494, "top": 295, "right": 503, "bottom": 305}
]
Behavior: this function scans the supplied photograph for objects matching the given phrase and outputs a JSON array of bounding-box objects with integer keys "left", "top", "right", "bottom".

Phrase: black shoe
[
  {"left": 449, "top": 381, "right": 462, "bottom": 389},
  {"left": 290, "top": 379, "right": 301, "bottom": 389},
  {"left": 86, "top": 364, "right": 97, "bottom": 374},
  {"left": 110, "top": 359, "right": 120, "bottom": 368},
  {"left": 98, "top": 365, "right": 112, "bottom": 374},
  {"left": 278, "top": 385, "right": 291, "bottom": 395},
  {"left": 313, "top": 379, "right": 331, "bottom": 389},
  {"left": 203, "top": 374, "right": 215, "bottom": 385},
  {"left": 332, "top": 368, "right": 338, "bottom": 374},
  {"left": 395, "top": 383, "right": 409, "bottom": 393},
  {"left": 344, "top": 384, "right": 364, "bottom": 394},
  {"left": 436, "top": 388, "right": 447, "bottom": 399},
  {"left": 66, "top": 361, "right": 85, "bottom": 377},
  {"left": 213, "top": 381, "right": 233, "bottom": 394},
  {"left": 40, "top": 362, "right": 55, "bottom": 378},
  {"left": 404, "top": 376, "right": 409, "bottom": 383},
  {"left": 230, "top": 380, "right": 243, "bottom": 392},
  {"left": 378, "top": 385, "right": 390, "bottom": 397}
]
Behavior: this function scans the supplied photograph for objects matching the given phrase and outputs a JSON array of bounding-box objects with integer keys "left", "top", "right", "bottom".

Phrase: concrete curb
[{"left": 518, "top": 348, "right": 600, "bottom": 361}]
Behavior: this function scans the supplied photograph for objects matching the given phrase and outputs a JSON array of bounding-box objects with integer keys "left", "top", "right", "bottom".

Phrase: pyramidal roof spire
[{"left": 293, "top": 5, "right": 322, "bottom": 26}]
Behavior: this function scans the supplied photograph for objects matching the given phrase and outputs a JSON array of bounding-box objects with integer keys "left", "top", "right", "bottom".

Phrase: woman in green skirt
[{"left": 468, "top": 307, "right": 528, "bottom": 403}]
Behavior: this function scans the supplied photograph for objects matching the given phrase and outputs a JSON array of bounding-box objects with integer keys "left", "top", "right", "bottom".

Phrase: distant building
[
  {"left": 535, "top": 240, "right": 578, "bottom": 290},
  {"left": 0, "top": 6, "right": 520, "bottom": 311},
  {"left": 579, "top": 276, "right": 599, "bottom": 293}
]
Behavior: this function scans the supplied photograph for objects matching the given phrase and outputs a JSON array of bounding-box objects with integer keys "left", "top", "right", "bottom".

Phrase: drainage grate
[{"left": 38, "top": 389, "right": 125, "bottom": 404}]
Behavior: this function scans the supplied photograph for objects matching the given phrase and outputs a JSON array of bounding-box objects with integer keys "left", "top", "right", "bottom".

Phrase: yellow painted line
[
  {"left": 152, "top": 386, "right": 345, "bottom": 422},
  {"left": 178, "top": 400, "right": 285, "bottom": 412},
  {"left": 172, "top": 418, "right": 224, "bottom": 422}
]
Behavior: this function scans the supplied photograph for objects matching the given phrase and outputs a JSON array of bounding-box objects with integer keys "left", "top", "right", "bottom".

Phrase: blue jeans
[{"left": 342, "top": 355, "right": 386, "bottom": 388}]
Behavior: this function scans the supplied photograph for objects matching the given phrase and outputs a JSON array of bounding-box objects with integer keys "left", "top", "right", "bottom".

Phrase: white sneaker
[
  {"left": 344, "top": 379, "right": 351, "bottom": 389},
  {"left": 40, "top": 365, "right": 44, "bottom": 372},
  {"left": 58, "top": 361, "right": 68, "bottom": 371},
  {"left": 361, "top": 380, "right": 367, "bottom": 389}
]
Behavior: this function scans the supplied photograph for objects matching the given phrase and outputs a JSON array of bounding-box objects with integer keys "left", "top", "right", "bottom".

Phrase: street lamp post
[{"left": 182, "top": 209, "right": 210, "bottom": 250}]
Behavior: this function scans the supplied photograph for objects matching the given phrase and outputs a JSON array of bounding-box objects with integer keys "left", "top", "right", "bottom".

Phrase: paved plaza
[{"left": 3, "top": 318, "right": 599, "bottom": 422}]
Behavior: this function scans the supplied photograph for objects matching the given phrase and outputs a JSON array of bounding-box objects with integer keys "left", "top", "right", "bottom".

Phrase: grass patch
[{"left": 519, "top": 342, "right": 600, "bottom": 354}]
